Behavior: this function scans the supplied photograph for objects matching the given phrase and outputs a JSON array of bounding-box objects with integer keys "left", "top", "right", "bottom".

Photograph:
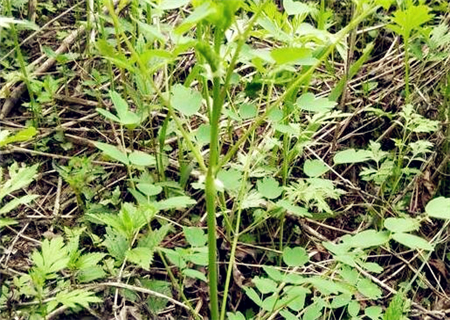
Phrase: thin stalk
[{"left": 204, "top": 28, "right": 225, "bottom": 320}]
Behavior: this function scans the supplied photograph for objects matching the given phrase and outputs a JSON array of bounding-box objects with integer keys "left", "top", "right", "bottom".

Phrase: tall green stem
[{"left": 204, "top": 28, "right": 225, "bottom": 320}]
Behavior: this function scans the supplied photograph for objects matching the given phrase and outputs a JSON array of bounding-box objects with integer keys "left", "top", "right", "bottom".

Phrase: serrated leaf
[
  {"left": 55, "top": 289, "right": 101, "bottom": 309},
  {"left": 171, "top": 84, "right": 202, "bottom": 116},
  {"left": 283, "top": 247, "right": 309, "bottom": 267},
  {"left": 103, "top": 227, "right": 128, "bottom": 262},
  {"left": 384, "top": 217, "right": 420, "bottom": 233},
  {"left": 126, "top": 247, "right": 154, "bottom": 270},
  {"left": 183, "top": 268, "right": 207, "bottom": 281},
  {"left": 141, "top": 279, "right": 172, "bottom": 314},
  {"left": 257, "top": 177, "right": 283, "bottom": 199},
  {"left": 357, "top": 278, "right": 382, "bottom": 299},
  {"left": 137, "top": 183, "right": 163, "bottom": 197},
  {"left": 333, "top": 148, "right": 372, "bottom": 164},
  {"left": 183, "top": 227, "right": 207, "bottom": 247},
  {"left": 77, "top": 266, "right": 106, "bottom": 283},
  {"left": 32, "top": 237, "right": 69, "bottom": 275},
  {"left": 252, "top": 276, "right": 278, "bottom": 294},
  {"left": 425, "top": 197, "right": 450, "bottom": 220},
  {"left": 297, "top": 92, "right": 336, "bottom": 113},
  {"left": 392, "top": 232, "right": 433, "bottom": 251},
  {"left": 76, "top": 253, "right": 107, "bottom": 270},
  {"left": 304, "top": 159, "right": 329, "bottom": 177},
  {"left": 128, "top": 151, "right": 156, "bottom": 167},
  {"left": 365, "top": 306, "right": 383, "bottom": 320},
  {"left": 283, "top": 0, "right": 314, "bottom": 15},
  {"left": 95, "top": 142, "right": 129, "bottom": 165}
]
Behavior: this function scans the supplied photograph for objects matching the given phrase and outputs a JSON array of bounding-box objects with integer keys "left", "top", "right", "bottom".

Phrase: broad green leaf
[
  {"left": 283, "top": 0, "right": 313, "bottom": 16},
  {"left": 346, "top": 230, "right": 390, "bottom": 248},
  {"left": 331, "top": 293, "right": 352, "bottom": 309},
  {"left": 357, "top": 278, "right": 382, "bottom": 299},
  {"left": 156, "top": 196, "right": 196, "bottom": 210},
  {"left": 77, "top": 266, "right": 106, "bottom": 283},
  {"left": 257, "top": 177, "right": 283, "bottom": 199},
  {"left": 270, "top": 47, "right": 312, "bottom": 65},
  {"left": 129, "top": 151, "right": 156, "bottom": 167},
  {"left": 159, "top": 0, "right": 190, "bottom": 10},
  {"left": 263, "top": 266, "right": 283, "bottom": 282},
  {"left": 261, "top": 293, "right": 278, "bottom": 311},
  {"left": 279, "top": 310, "right": 297, "bottom": 320},
  {"left": 171, "top": 84, "right": 202, "bottom": 116},
  {"left": 297, "top": 92, "right": 336, "bottom": 113},
  {"left": 137, "top": 183, "right": 163, "bottom": 197},
  {"left": 103, "top": 227, "right": 128, "bottom": 262},
  {"left": 392, "top": 232, "right": 433, "bottom": 251},
  {"left": 95, "top": 142, "right": 129, "bottom": 165},
  {"left": 186, "top": 249, "right": 208, "bottom": 266},
  {"left": 196, "top": 124, "right": 211, "bottom": 145},
  {"left": 244, "top": 286, "right": 263, "bottom": 307},
  {"left": 239, "top": 103, "right": 257, "bottom": 119},
  {"left": 141, "top": 279, "right": 172, "bottom": 314},
  {"left": 425, "top": 197, "right": 450, "bottom": 220},
  {"left": 183, "top": 268, "right": 207, "bottom": 281},
  {"left": 308, "top": 277, "right": 352, "bottom": 295},
  {"left": 304, "top": 159, "right": 329, "bottom": 177},
  {"left": 359, "top": 261, "right": 383, "bottom": 274},
  {"left": 333, "top": 148, "right": 372, "bottom": 164},
  {"left": 253, "top": 276, "right": 278, "bottom": 294},
  {"left": 348, "top": 300, "right": 360, "bottom": 317},
  {"left": 0, "top": 194, "right": 39, "bottom": 215},
  {"left": 126, "top": 247, "right": 154, "bottom": 270},
  {"left": 303, "top": 302, "right": 323, "bottom": 320},
  {"left": 384, "top": 217, "right": 420, "bottom": 233},
  {"left": 183, "top": 227, "right": 207, "bottom": 247},
  {"left": 161, "top": 248, "right": 187, "bottom": 269},
  {"left": 75, "top": 253, "right": 107, "bottom": 270},
  {"left": 283, "top": 247, "right": 309, "bottom": 267},
  {"left": 365, "top": 306, "right": 383, "bottom": 320},
  {"left": 96, "top": 108, "right": 120, "bottom": 123},
  {"left": 217, "top": 168, "right": 242, "bottom": 191},
  {"left": 109, "top": 90, "right": 140, "bottom": 125},
  {"left": 227, "top": 312, "right": 246, "bottom": 320},
  {"left": 283, "top": 286, "right": 309, "bottom": 311}
]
